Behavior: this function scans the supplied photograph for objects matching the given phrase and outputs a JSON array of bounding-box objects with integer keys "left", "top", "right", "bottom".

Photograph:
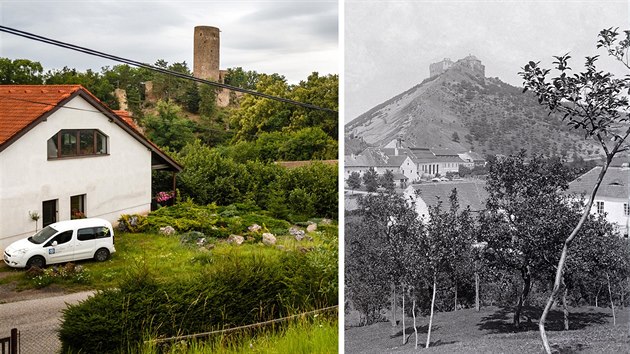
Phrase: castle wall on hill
[
  {"left": 429, "top": 58, "right": 454, "bottom": 77},
  {"left": 429, "top": 55, "right": 485, "bottom": 78}
]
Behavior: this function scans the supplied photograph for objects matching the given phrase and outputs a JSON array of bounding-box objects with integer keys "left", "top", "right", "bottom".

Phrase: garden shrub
[
  {"left": 117, "top": 214, "right": 148, "bottom": 233},
  {"left": 175, "top": 140, "right": 338, "bottom": 219},
  {"left": 145, "top": 200, "right": 291, "bottom": 238},
  {"left": 59, "top": 249, "right": 338, "bottom": 353}
]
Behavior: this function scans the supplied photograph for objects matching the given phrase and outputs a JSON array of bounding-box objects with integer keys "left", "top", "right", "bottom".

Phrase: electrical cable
[{"left": 0, "top": 25, "right": 338, "bottom": 114}]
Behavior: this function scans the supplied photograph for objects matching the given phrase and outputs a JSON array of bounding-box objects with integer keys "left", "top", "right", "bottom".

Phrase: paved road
[{"left": 0, "top": 291, "right": 94, "bottom": 354}]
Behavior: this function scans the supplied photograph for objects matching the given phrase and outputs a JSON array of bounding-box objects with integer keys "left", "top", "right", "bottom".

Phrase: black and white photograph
[{"left": 344, "top": 1, "right": 630, "bottom": 353}]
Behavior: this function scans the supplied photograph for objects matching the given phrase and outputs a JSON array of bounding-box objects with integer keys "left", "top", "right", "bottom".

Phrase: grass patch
[
  {"left": 2, "top": 219, "right": 336, "bottom": 293},
  {"left": 141, "top": 316, "right": 338, "bottom": 354},
  {"left": 345, "top": 306, "right": 629, "bottom": 353}
]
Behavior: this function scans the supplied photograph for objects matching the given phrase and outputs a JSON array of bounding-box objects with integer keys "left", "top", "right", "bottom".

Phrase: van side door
[
  {"left": 75, "top": 227, "right": 97, "bottom": 260},
  {"left": 43, "top": 230, "right": 75, "bottom": 264}
]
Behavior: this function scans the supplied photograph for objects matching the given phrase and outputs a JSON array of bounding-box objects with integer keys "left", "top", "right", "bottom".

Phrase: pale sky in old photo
[
  {"left": 0, "top": 0, "right": 338, "bottom": 84},
  {"left": 345, "top": 0, "right": 630, "bottom": 121}
]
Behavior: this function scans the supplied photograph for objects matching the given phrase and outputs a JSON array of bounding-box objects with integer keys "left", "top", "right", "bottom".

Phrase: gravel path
[{"left": 0, "top": 291, "right": 94, "bottom": 354}]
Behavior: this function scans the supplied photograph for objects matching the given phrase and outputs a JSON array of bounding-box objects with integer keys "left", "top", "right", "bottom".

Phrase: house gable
[{"left": 0, "top": 85, "right": 181, "bottom": 171}]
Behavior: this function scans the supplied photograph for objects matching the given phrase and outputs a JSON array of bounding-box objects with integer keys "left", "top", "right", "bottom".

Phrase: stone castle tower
[
  {"left": 193, "top": 26, "right": 220, "bottom": 82},
  {"left": 429, "top": 55, "right": 485, "bottom": 78},
  {"left": 193, "top": 26, "right": 234, "bottom": 107}
]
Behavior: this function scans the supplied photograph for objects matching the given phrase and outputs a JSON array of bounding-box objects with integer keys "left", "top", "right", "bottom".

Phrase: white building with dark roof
[
  {"left": 567, "top": 165, "right": 630, "bottom": 237},
  {"left": 403, "top": 180, "right": 488, "bottom": 221}
]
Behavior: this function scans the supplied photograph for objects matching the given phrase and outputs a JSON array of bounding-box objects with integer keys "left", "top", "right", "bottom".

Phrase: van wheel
[
  {"left": 26, "top": 256, "right": 45, "bottom": 269},
  {"left": 94, "top": 248, "right": 110, "bottom": 262}
]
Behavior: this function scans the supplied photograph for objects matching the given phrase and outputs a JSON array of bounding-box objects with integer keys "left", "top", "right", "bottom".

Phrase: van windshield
[{"left": 29, "top": 226, "right": 58, "bottom": 244}]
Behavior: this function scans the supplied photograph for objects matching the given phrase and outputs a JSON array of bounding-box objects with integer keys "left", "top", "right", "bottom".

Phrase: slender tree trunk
[
  {"left": 475, "top": 271, "right": 480, "bottom": 312},
  {"left": 391, "top": 283, "right": 397, "bottom": 336},
  {"left": 402, "top": 284, "right": 406, "bottom": 344},
  {"left": 413, "top": 297, "right": 418, "bottom": 349},
  {"left": 596, "top": 283, "right": 602, "bottom": 308},
  {"left": 562, "top": 284, "right": 569, "bottom": 331},
  {"left": 426, "top": 274, "right": 437, "bottom": 349},
  {"left": 539, "top": 154, "right": 617, "bottom": 354},
  {"left": 514, "top": 266, "right": 531, "bottom": 328},
  {"left": 454, "top": 282, "right": 458, "bottom": 311},
  {"left": 607, "top": 273, "right": 616, "bottom": 326}
]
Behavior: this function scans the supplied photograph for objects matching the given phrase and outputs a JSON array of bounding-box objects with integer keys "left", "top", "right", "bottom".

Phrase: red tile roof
[
  {"left": 0, "top": 85, "right": 85, "bottom": 145},
  {"left": 0, "top": 85, "right": 181, "bottom": 171}
]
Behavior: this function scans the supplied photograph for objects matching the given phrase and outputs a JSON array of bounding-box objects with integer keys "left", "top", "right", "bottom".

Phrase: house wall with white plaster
[
  {"left": 398, "top": 156, "right": 418, "bottom": 180},
  {"left": 592, "top": 197, "right": 629, "bottom": 237},
  {"left": 0, "top": 96, "right": 152, "bottom": 250}
]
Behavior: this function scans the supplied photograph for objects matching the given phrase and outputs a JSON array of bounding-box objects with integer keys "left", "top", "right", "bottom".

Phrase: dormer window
[{"left": 48, "top": 129, "right": 108, "bottom": 159}]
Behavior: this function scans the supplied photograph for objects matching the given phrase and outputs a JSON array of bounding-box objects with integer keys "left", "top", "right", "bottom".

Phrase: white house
[
  {"left": 567, "top": 165, "right": 629, "bottom": 237},
  {"left": 0, "top": 85, "right": 181, "bottom": 250},
  {"left": 403, "top": 180, "right": 488, "bottom": 221},
  {"left": 344, "top": 147, "right": 417, "bottom": 181}
]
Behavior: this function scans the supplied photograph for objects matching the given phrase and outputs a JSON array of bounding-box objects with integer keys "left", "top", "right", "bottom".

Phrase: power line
[
  {"left": 0, "top": 25, "right": 338, "bottom": 114},
  {"left": 0, "top": 96, "right": 106, "bottom": 114}
]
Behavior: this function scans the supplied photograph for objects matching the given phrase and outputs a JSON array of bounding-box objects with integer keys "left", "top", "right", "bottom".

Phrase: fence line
[{"left": 145, "top": 305, "right": 338, "bottom": 344}]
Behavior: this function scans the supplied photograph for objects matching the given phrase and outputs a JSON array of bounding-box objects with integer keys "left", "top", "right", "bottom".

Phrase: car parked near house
[{"left": 3, "top": 218, "right": 115, "bottom": 268}]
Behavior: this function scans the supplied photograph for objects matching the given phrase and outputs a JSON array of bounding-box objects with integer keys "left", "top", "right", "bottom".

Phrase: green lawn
[
  {"left": 2, "top": 225, "right": 339, "bottom": 353},
  {"left": 345, "top": 306, "right": 629, "bottom": 353},
  {"left": 0, "top": 227, "right": 333, "bottom": 291}
]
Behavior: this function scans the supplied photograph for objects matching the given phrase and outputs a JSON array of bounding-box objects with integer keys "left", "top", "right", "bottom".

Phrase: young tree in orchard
[
  {"left": 346, "top": 171, "right": 362, "bottom": 193},
  {"left": 422, "top": 198, "right": 456, "bottom": 348},
  {"left": 520, "top": 28, "right": 630, "bottom": 353},
  {"left": 345, "top": 193, "right": 418, "bottom": 334},
  {"left": 362, "top": 167, "right": 379, "bottom": 193},
  {"left": 379, "top": 169, "right": 396, "bottom": 194},
  {"left": 345, "top": 213, "right": 391, "bottom": 325},
  {"left": 567, "top": 217, "right": 630, "bottom": 328},
  {"left": 443, "top": 190, "right": 476, "bottom": 312},
  {"left": 479, "top": 152, "right": 573, "bottom": 328}
]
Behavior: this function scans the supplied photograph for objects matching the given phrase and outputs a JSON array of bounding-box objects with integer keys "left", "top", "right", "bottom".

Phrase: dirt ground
[{"left": 345, "top": 306, "right": 630, "bottom": 353}]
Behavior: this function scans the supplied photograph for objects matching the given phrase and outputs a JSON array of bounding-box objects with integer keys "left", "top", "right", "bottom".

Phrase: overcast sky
[
  {"left": 345, "top": 0, "right": 630, "bottom": 121},
  {"left": 0, "top": 0, "right": 338, "bottom": 84}
]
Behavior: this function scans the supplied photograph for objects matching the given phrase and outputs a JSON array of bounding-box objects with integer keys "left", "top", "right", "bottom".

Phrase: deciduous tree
[
  {"left": 347, "top": 171, "right": 362, "bottom": 193},
  {"left": 520, "top": 27, "right": 630, "bottom": 353}
]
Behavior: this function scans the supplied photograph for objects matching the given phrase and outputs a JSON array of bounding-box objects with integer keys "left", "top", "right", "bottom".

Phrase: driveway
[{"left": 0, "top": 290, "right": 94, "bottom": 354}]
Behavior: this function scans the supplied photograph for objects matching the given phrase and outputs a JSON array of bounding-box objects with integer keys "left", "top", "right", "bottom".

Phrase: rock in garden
[
  {"left": 227, "top": 234, "right": 245, "bottom": 245},
  {"left": 248, "top": 224, "right": 262, "bottom": 232},
  {"left": 290, "top": 226, "right": 306, "bottom": 241},
  {"left": 306, "top": 223, "right": 317, "bottom": 233},
  {"left": 196, "top": 237, "right": 206, "bottom": 246},
  {"left": 159, "top": 226, "right": 176, "bottom": 236},
  {"left": 262, "top": 233, "right": 276, "bottom": 246},
  {"left": 321, "top": 218, "right": 332, "bottom": 225}
]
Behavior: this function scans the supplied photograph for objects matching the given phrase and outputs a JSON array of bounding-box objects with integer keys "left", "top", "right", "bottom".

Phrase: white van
[{"left": 3, "top": 218, "right": 116, "bottom": 268}]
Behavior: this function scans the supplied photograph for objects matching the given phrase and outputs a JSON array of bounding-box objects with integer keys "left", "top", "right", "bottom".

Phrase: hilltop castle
[{"left": 429, "top": 55, "right": 485, "bottom": 78}]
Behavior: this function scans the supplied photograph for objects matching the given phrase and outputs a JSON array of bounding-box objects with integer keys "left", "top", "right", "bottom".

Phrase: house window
[
  {"left": 596, "top": 201, "right": 604, "bottom": 214},
  {"left": 71, "top": 194, "right": 86, "bottom": 219},
  {"left": 48, "top": 129, "right": 108, "bottom": 159},
  {"left": 625, "top": 203, "right": 629, "bottom": 216}
]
